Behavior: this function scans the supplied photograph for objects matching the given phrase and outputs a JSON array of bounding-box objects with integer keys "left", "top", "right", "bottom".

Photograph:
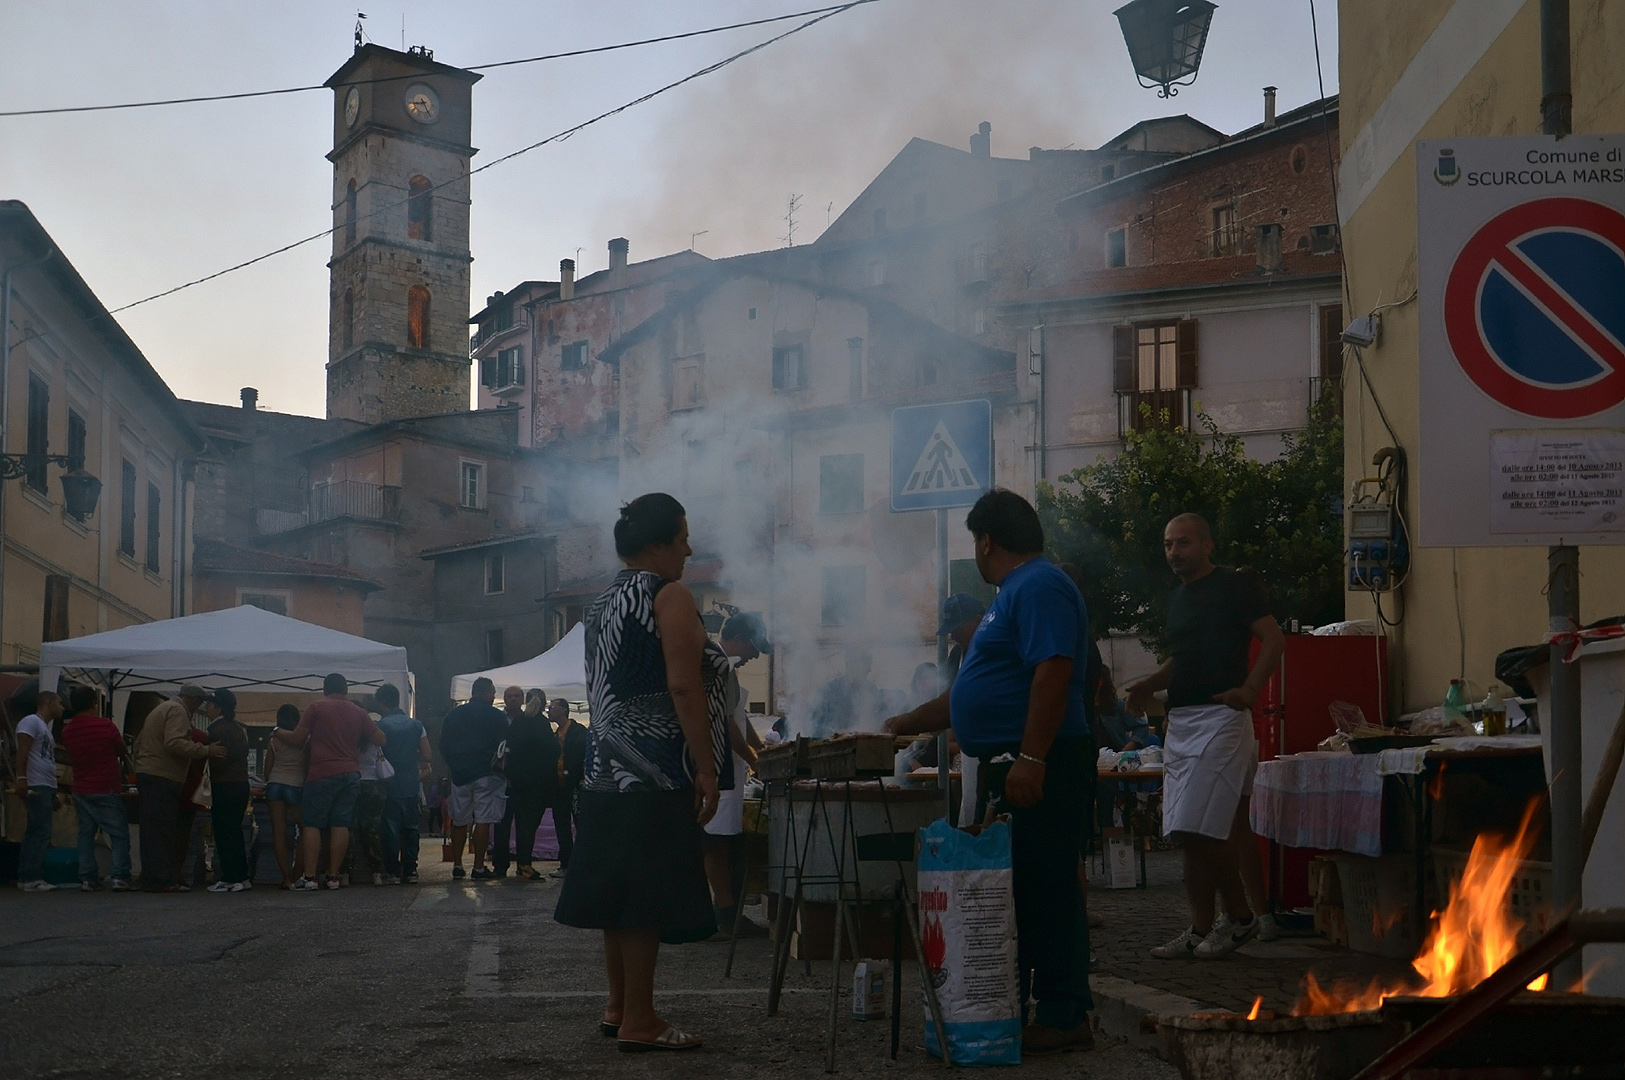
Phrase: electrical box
[{"left": 1348, "top": 499, "right": 1407, "bottom": 591}]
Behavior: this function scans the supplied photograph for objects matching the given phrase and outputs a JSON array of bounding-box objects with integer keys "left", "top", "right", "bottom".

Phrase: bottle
[
  {"left": 1482, "top": 683, "right": 1507, "bottom": 737},
  {"left": 1443, "top": 679, "right": 1470, "bottom": 727}
]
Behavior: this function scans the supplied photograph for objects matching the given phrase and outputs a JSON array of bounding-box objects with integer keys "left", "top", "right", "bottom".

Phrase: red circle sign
[{"left": 1444, "top": 196, "right": 1625, "bottom": 419}]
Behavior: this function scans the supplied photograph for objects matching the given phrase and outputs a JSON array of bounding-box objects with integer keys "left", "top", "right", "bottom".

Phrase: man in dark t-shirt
[{"left": 1127, "top": 513, "right": 1284, "bottom": 961}]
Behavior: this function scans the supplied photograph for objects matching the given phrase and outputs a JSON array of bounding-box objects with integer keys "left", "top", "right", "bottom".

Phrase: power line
[
  {"left": 100, "top": 0, "right": 877, "bottom": 317},
  {"left": 0, "top": 3, "right": 870, "bottom": 119}
]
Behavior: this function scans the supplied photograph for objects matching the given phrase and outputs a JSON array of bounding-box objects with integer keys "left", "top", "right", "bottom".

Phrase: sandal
[
  {"left": 618, "top": 1026, "right": 703, "bottom": 1053},
  {"left": 516, "top": 865, "right": 540, "bottom": 881},
  {"left": 599, "top": 1021, "right": 620, "bottom": 1038}
]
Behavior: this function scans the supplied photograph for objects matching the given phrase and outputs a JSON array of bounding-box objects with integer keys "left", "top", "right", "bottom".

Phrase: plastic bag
[{"left": 917, "top": 818, "right": 1021, "bottom": 1066}]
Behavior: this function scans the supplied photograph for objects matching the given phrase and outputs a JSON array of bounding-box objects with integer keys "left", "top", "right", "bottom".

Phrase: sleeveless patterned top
[{"left": 582, "top": 569, "right": 734, "bottom": 793}]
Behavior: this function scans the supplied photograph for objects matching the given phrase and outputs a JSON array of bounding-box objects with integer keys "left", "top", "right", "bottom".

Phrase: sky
[{"left": 0, "top": 0, "right": 1340, "bottom": 417}]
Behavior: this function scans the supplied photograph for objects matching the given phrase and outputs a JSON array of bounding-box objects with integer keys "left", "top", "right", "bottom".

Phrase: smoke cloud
[{"left": 597, "top": 0, "right": 1117, "bottom": 258}]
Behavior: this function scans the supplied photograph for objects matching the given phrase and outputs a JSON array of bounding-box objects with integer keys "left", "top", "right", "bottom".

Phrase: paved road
[{"left": 2, "top": 853, "right": 1178, "bottom": 1080}]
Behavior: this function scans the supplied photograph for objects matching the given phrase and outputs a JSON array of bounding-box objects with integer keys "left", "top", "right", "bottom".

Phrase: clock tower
[{"left": 323, "top": 44, "right": 481, "bottom": 424}]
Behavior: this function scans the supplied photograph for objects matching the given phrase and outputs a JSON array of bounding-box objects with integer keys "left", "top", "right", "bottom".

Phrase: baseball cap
[
  {"left": 938, "top": 594, "right": 987, "bottom": 634},
  {"left": 720, "top": 612, "right": 772, "bottom": 654}
]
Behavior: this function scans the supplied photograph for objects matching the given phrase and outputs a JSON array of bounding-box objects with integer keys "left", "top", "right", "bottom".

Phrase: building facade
[
  {"left": 1337, "top": 0, "right": 1625, "bottom": 711},
  {"left": 0, "top": 202, "right": 203, "bottom": 663}
]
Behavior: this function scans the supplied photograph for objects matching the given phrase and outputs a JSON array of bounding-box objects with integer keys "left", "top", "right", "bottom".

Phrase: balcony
[
  {"left": 470, "top": 315, "right": 528, "bottom": 354},
  {"left": 1116, "top": 388, "right": 1194, "bottom": 441},
  {"left": 257, "top": 481, "right": 401, "bottom": 534}
]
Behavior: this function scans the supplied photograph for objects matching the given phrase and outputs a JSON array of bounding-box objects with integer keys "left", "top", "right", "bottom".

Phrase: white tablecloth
[{"left": 1250, "top": 752, "right": 1385, "bottom": 857}]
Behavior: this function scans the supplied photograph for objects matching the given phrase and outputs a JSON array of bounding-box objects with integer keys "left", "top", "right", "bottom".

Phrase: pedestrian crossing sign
[{"left": 890, "top": 399, "right": 992, "bottom": 511}]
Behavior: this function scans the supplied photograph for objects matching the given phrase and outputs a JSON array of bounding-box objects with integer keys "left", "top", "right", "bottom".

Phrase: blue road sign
[{"left": 890, "top": 399, "right": 992, "bottom": 512}]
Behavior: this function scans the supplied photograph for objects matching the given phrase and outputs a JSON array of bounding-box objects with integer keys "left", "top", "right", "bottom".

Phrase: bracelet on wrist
[{"left": 1018, "top": 752, "right": 1046, "bottom": 768}]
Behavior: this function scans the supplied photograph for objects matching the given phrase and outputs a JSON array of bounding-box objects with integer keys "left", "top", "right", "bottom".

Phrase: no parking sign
[{"left": 1418, "top": 136, "right": 1625, "bottom": 546}]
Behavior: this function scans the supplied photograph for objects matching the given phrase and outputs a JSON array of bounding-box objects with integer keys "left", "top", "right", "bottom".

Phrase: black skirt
[{"left": 554, "top": 786, "right": 716, "bottom": 945}]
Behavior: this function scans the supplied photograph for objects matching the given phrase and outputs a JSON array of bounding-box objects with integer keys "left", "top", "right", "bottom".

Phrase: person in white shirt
[
  {"left": 704, "top": 614, "right": 771, "bottom": 939},
  {"left": 13, "top": 690, "right": 64, "bottom": 892}
]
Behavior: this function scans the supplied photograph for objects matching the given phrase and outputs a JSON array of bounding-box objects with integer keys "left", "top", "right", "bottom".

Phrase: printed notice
[{"left": 1490, "top": 431, "right": 1625, "bottom": 534}]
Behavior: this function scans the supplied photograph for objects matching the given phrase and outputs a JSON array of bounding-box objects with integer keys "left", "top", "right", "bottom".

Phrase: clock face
[
  {"left": 343, "top": 87, "right": 360, "bottom": 127},
  {"left": 403, "top": 83, "right": 440, "bottom": 125}
]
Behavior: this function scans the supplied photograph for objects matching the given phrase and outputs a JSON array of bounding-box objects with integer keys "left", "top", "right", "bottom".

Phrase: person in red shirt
[
  {"left": 274, "top": 673, "right": 384, "bottom": 891},
  {"left": 60, "top": 685, "right": 134, "bottom": 891}
]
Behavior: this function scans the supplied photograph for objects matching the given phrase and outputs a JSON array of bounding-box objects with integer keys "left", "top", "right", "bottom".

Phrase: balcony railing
[
  {"left": 1116, "top": 388, "right": 1193, "bottom": 440},
  {"left": 258, "top": 481, "right": 401, "bottom": 534},
  {"left": 470, "top": 316, "right": 528, "bottom": 354}
]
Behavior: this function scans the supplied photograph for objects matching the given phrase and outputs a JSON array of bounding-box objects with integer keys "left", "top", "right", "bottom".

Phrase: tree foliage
[{"left": 1038, "top": 396, "right": 1345, "bottom": 654}]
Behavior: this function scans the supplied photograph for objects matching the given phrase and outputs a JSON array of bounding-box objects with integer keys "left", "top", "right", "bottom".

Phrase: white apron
[{"left": 1161, "top": 704, "right": 1258, "bottom": 840}]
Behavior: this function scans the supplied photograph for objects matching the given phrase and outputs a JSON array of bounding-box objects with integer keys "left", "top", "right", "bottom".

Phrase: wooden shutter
[
  {"left": 480, "top": 356, "right": 497, "bottom": 387},
  {"left": 1176, "top": 318, "right": 1199, "bottom": 388},
  {"left": 1112, "top": 324, "right": 1135, "bottom": 392}
]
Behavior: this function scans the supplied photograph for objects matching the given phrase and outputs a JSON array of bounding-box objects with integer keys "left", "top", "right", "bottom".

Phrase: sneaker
[
  {"left": 323, "top": 876, "right": 342, "bottom": 890},
  {"left": 404, "top": 871, "right": 419, "bottom": 884},
  {"left": 1150, "top": 927, "right": 1201, "bottom": 959},
  {"left": 109, "top": 879, "right": 131, "bottom": 892},
  {"left": 292, "top": 876, "right": 321, "bottom": 891},
  {"left": 206, "top": 880, "right": 236, "bottom": 893},
  {"left": 372, "top": 873, "right": 384, "bottom": 886},
  {"left": 1022, "top": 1021, "right": 1095, "bottom": 1055},
  {"left": 470, "top": 866, "right": 495, "bottom": 880},
  {"left": 549, "top": 867, "right": 567, "bottom": 879},
  {"left": 1257, "top": 913, "right": 1280, "bottom": 942},
  {"left": 239, "top": 880, "right": 252, "bottom": 891},
  {"left": 18, "top": 879, "right": 57, "bottom": 892},
  {"left": 451, "top": 865, "right": 465, "bottom": 880},
  {"left": 379, "top": 874, "right": 400, "bottom": 886},
  {"left": 80, "top": 881, "right": 99, "bottom": 892},
  {"left": 1194, "top": 915, "right": 1259, "bottom": 959}
]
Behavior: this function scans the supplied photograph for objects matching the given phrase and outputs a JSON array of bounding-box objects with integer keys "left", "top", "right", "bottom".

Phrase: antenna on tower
[
  {"left": 826, "top": 201, "right": 834, "bottom": 230},
  {"left": 689, "top": 230, "right": 709, "bottom": 251},
  {"left": 781, "top": 193, "right": 804, "bottom": 248},
  {"left": 354, "top": 11, "right": 367, "bottom": 49}
]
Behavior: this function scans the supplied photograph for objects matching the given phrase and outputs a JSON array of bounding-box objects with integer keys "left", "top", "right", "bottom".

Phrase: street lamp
[
  {"left": 1114, "top": 0, "right": 1218, "bottom": 98},
  {"left": 0, "top": 455, "right": 103, "bottom": 519}
]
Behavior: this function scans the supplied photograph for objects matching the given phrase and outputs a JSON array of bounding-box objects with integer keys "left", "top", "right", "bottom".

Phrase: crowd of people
[{"left": 14, "top": 484, "right": 1287, "bottom": 1064}]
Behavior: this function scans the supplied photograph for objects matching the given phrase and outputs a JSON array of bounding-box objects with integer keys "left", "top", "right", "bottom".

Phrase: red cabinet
[{"left": 1251, "top": 633, "right": 1389, "bottom": 909}]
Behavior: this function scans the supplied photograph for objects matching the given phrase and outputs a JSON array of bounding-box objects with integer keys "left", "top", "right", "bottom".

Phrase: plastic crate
[
  {"left": 1330, "top": 853, "right": 1421, "bottom": 959},
  {"left": 1431, "top": 847, "right": 1553, "bottom": 947}
]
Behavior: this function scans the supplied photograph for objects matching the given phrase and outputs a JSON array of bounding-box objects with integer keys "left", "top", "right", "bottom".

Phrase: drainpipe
[
  {"left": 1540, "top": 0, "right": 1582, "bottom": 993},
  {"left": 0, "top": 244, "right": 54, "bottom": 663}
]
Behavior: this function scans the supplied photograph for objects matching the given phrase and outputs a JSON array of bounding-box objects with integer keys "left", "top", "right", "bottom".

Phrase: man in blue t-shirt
[
  {"left": 374, "top": 683, "right": 430, "bottom": 884},
  {"left": 948, "top": 489, "right": 1094, "bottom": 1056}
]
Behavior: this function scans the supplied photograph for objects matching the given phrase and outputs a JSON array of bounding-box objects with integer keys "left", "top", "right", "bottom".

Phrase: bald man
[{"left": 1126, "top": 513, "right": 1283, "bottom": 960}]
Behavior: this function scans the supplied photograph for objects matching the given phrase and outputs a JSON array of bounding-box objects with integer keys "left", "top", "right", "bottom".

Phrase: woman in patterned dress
[{"left": 554, "top": 492, "right": 733, "bottom": 1053}]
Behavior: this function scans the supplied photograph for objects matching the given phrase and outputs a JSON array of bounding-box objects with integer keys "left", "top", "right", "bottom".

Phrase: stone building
[
  {"left": 325, "top": 44, "right": 480, "bottom": 424},
  {"left": 0, "top": 202, "right": 203, "bottom": 662}
]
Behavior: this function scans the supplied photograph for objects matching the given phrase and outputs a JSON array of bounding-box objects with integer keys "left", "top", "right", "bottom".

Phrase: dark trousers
[
  {"left": 210, "top": 781, "right": 251, "bottom": 884},
  {"left": 982, "top": 737, "right": 1095, "bottom": 1031},
  {"left": 381, "top": 795, "right": 421, "bottom": 877},
  {"left": 21, "top": 787, "right": 55, "bottom": 882},
  {"left": 555, "top": 787, "right": 577, "bottom": 868},
  {"left": 136, "top": 774, "right": 183, "bottom": 888},
  {"left": 512, "top": 788, "right": 551, "bottom": 867}
]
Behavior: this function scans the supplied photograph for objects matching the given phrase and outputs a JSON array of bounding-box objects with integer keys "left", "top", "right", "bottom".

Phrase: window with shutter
[
  {"left": 1176, "top": 319, "right": 1198, "bottom": 388},
  {"left": 1112, "top": 325, "right": 1135, "bottom": 392},
  {"left": 480, "top": 356, "right": 497, "bottom": 388}
]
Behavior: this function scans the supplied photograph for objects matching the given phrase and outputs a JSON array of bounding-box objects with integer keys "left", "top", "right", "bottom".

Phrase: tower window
[
  {"left": 407, "top": 175, "right": 432, "bottom": 241},
  {"left": 407, "top": 285, "right": 431, "bottom": 349},
  {"left": 344, "top": 179, "right": 357, "bottom": 247},
  {"left": 342, "top": 288, "right": 354, "bottom": 350}
]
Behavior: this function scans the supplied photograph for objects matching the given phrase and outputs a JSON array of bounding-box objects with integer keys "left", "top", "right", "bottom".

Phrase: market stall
[
  {"left": 40, "top": 604, "right": 412, "bottom": 718},
  {"left": 450, "top": 622, "right": 586, "bottom": 701}
]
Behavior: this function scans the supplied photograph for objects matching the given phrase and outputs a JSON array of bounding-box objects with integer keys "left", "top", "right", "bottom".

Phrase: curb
[{"left": 1090, "top": 974, "right": 1207, "bottom": 1059}]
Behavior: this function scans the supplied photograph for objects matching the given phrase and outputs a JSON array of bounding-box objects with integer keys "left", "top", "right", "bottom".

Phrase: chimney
[
  {"left": 1263, "top": 86, "right": 1278, "bottom": 128},
  {"left": 559, "top": 258, "right": 575, "bottom": 301},
  {"left": 240, "top": 387, "right": 258, "bottom": 411},
  {"left": 970, "top": 121, "right": 991, "bottom": 158},
  {"left": 608, "top": 237, "right": 629, "bottom": 287}
]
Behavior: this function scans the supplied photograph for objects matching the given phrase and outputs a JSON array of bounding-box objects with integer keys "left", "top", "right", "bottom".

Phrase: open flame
[
  {"left": 1246, "top": 996, "right": 1264, "bottom": 1020},
  {"left": 1293, "top": 801, "right": 1548, "bottom": 1015}
]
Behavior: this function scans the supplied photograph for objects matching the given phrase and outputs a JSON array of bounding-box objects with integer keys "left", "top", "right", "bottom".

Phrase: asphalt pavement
[{"left": 1, "top": 845, "right": 1179, "bottom": 1080}]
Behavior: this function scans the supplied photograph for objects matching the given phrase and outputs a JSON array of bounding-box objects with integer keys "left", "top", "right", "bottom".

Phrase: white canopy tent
[
  {"left": 451, "top": 622, "right": 586, "bottom": 701},
  {"left": 40, "top": 605, "right": 413, "bottom": 719}
]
